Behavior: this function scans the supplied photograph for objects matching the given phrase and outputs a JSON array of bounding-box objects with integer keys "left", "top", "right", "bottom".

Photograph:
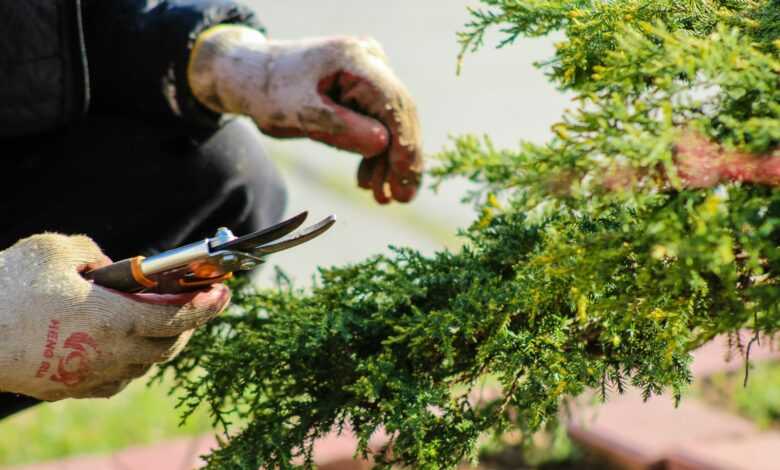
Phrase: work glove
[
  {"left": 0, "top": 234, "right": 230, "bottom": 401},
  {"left": 188, "top": 25, "right": 423, "bottom": 204}
]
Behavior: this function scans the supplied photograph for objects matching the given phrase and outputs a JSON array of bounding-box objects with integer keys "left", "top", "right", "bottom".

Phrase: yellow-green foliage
[{"left": 161, "top": 1, "right": 780, "bottom": 468}]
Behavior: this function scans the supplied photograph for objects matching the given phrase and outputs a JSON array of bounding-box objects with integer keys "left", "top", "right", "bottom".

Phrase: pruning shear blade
[
  {"left": 212, "top": 211, "right": 309, "bottom": 252},
  {"left": 252, "top": 215, "right": 337, "bottom": 255},
  {"left": 202, "top": 213, "right": 337, "bottom": 276}
]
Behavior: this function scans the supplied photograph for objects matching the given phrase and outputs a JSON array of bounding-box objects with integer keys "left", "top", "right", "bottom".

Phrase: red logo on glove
[
  {"left": 51, "top": 332, "right": 100, "bottom": 386},
  {"left": 36, "top": 320, "right": 100, "bottom": 387}
]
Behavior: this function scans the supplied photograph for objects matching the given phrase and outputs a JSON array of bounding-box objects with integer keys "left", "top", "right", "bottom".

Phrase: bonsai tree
[{"left": 160, "top": 1, "right": 780, "bottom": 468}]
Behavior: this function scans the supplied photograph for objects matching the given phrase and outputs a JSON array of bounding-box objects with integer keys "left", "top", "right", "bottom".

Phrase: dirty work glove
[
  {"left": 0, "top": 234, "right": 230, "bottom": 401},
  {"left": 188, "top": 25, "right": 423, "bottom": 204}
]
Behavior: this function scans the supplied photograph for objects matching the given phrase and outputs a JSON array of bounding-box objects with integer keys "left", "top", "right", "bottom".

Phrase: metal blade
[
  {"left": 253, "top": 215, "right": 337, "bottom": 255},
  {"left": 212, "top": 211, "right": 308, "bottom": 252}
]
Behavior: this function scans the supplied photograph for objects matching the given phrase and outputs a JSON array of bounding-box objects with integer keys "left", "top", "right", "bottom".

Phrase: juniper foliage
[{"left": 160, "top": 1, "right": 780, "bottom": 468}]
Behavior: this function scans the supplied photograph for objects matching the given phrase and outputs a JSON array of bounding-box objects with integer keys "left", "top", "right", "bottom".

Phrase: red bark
[
  {"left": 597, "top": 130, "right": 780, "bottom": 193},
  {"left": 673, "top": 130, "right": 780, "bottom": 188}
]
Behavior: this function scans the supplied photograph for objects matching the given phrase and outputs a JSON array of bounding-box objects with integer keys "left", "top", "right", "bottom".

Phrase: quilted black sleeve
[{"left": 83, "top": 0, "right": 265, "bottom": 129}]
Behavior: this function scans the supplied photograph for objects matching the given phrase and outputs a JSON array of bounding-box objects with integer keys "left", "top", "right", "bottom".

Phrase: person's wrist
[{"left": 188, "top": 24, "right": 270, "bottom": 115}]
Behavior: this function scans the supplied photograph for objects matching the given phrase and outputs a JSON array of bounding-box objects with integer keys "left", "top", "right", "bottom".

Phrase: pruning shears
[{"left": 84, "top": 212, "right": 336, "bottom": 294}]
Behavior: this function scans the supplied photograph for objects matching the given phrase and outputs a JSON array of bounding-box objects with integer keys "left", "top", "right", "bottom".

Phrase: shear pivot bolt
[{"left": 211, "top": 227, "right": 236, "bottom": 247}]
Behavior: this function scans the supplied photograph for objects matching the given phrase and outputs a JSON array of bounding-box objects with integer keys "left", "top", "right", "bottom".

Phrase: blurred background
[
  {"left": 252, "top": 0, "right": 570, "bottom": 281},
  {"left": 6, "top": 2, "right": 778, "bottom": 470}
]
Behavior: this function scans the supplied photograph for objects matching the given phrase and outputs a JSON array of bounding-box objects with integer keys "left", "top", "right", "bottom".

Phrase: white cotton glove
[
  {"left": 187, "top": 25, "right": 423, "bottom": 204},
  {"left": 0, "top": 234, "right": 230, "bottom": 401}
]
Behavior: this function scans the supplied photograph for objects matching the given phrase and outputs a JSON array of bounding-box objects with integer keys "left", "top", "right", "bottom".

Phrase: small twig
[
  {"left": 499, "top": 372, "right": 523, "bottom": 414},
  {"left": 744, "top": 324, "right": 761, "bottom": 387}
]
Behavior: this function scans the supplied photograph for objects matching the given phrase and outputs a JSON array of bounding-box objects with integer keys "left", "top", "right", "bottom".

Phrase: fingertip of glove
[
  {"left": 124, "top": 284, "right": 232, "bottom": 338},
  {"left": 190, "top": 284, "right": 231, "bottom": 315}
]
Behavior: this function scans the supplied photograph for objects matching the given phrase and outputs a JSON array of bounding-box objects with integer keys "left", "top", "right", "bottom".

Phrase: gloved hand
[
  {"left": 0, "top": 234, "right": 230, "bottom": 401},
  {"left": 188, "top": 25, "right": 423, "bottom": 204}
]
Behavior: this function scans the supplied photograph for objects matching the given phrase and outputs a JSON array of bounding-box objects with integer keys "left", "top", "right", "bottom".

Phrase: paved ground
[{"left": 568, "top": 334, "right": 780, "bottom": 470}]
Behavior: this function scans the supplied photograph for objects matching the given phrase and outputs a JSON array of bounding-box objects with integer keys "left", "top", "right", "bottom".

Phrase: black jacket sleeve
[{"left": 83, "top": 0, "right": 265, "bottom": 129}]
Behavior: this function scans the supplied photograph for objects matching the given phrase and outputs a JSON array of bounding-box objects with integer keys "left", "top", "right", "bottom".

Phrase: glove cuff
[{"left": 187, "top": 24, "right": 269, "bottom": 115}]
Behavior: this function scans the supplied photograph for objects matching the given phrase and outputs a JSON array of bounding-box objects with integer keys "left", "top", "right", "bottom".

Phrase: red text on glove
[{"left": 35, "top": 319, "right": 60, "bottom": 378}]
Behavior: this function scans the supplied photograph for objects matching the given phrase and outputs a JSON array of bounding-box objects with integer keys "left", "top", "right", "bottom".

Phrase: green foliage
[{"left": 162, "top": 1, "right": 780, "bottom": 468}]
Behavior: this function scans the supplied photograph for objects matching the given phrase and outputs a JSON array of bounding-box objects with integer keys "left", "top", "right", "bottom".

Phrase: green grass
[
  {"left": 696, "top": 362, "right": 780, "bottom": 430},
  {"left": 0, "top": 373, "right": 213, "bottom": 467}
]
